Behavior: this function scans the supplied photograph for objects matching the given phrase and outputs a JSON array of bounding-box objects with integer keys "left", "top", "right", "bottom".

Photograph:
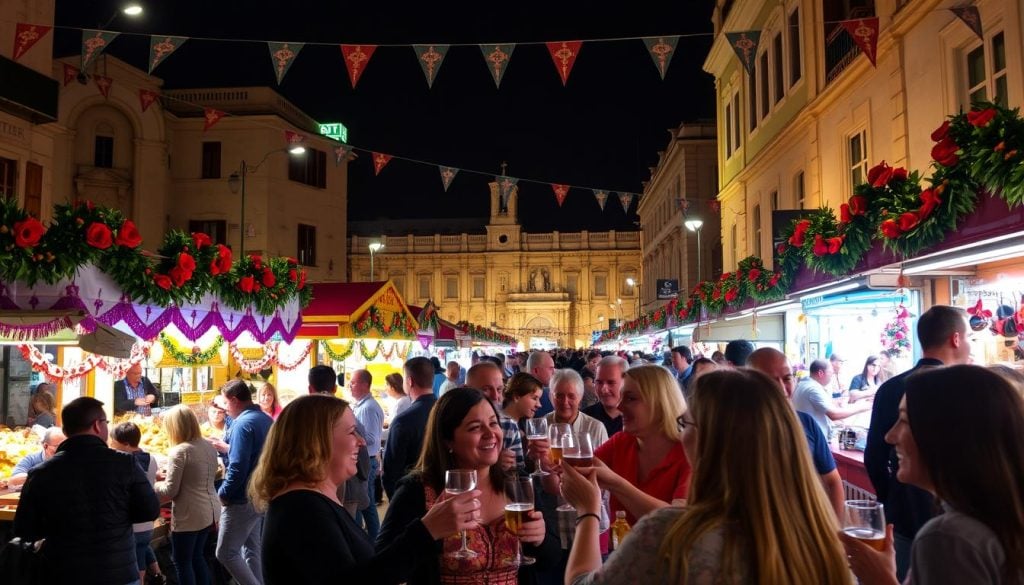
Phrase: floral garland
[
  {"left": 229, "top": 342, "right": 278, "bottom": 374},
  {"left": 276, "top": 340, "right": 314, "bottom": 370},
  {"left": 379, "top": 341, "right": 400, "bottom": 361},
  {"left": 322, "top": 340, "right": 355, "bottom": 362},
  {"left": 455, "top": 321, "right": 518, "bottom": 345},
  {"left": 881, "top": 305, "right": 912, "bottom": 357},
  {"left": 158, "top": 332, "right": 224, "bottom": 365},
  {"left": 19, "top": 344, "right": 102, "bottom": 381},
  {"left": 0, "top": 199, "right": 312, "bottom": 314},
  {"left": 359, "top": 340, "right": 381, "bottom": 360},
  {"left": 418, "top": 304, "right": 440, "bottom": 333},
  {"left": 352, "top": 305, "right": 418, "bottom": 338}
]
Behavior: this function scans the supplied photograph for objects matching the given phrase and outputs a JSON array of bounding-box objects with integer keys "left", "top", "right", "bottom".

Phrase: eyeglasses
[
  {"left": 94, "top": 418, "right": 108, "bottom": 426},
  {"left": 676, "top": 415, "right": 697, "bottom": 430}
]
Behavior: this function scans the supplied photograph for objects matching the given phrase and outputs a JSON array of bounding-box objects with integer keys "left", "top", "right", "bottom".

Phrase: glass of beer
[
  {"left": 843, "top": 500, "right": 886, "bottom": 551},
  {"left": 525, "top": 418, "right": 549, "bottom": 478},
  {"left": 548, "top": 423, "right": 572, "bottom": 465},
  {"left": 504, "top": 476, "right": 536, "bottom": 566},
  {"left": 562, "top": 433, "right": 594, "bottom": 468}
]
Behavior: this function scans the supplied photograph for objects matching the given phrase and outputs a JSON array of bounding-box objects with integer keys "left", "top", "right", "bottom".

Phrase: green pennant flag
[
  {"left": 414, "top": 45, "right": 449, "bottom": 88},
  {"left": 643, "top": 36, "right": 680, "bottom": 80},
  {"left": 148, "top": 36, "right": 187, "bottom": 74},
  {"left": 593, "top": 189, "right": 609, "bottom": 211},
  {"left": 268, "top": 42, "right": 304, "bottom": 84},
  {"left": 81, "top": 29, "right": 119, "bottom": 70},
  {"left": 439, "top": 166, "right": 459, "bottom": 191},
  {"left": 724, "top": 31, "right": 761, "bottom": 75},
  {"left": 480, "top": 44, "right": 515, "bottom": 88}
]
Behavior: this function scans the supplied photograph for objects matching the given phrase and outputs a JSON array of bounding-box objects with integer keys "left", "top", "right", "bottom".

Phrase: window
[
  {"left": 770, "top": 190, "right": 780, "bottom": 211},
  {"left": 297, "top": 224, "right": 316, "bottom": 266},
  {"left": 724, "top": 99, "right": 733, "bottom": 157},
  {"left": 24, "top": 162, "right": 42, "bottom": 217},
  {"left": 594, "top": 274, "right": 607, "bottom": 297},
  {"left": 748, "top": 65, "right": 758, "bottom": 131},
  {"left": 418, "top": 276, "right": 431, "bottom": 299},
  {"left": 759, "top": 51, "right": 770, "bottom": 118},
  {"left": 445, "top": 276, "right": 458, "bottom": 299},
  {"left": 752, "top": 204, "right": 762, "bottom": 258},
  {"left": 94, "top": 136, "right": 113, "bottom": 168},
  {"left": 622, "top": 275, "right": 637, "bottom": 297},
  {"left": 288, "top": 148, "right": 328, "bottom": 188},
  {"left": 849, "top": 130, "right": 868, "bottom": 191},
  {"left": 773, "top": 33, "right": 784, "bottom": 104},
  {"left": 795, "top": 171, "right": 806, "bottom": 209},
  {"left": 789, "top": 8, "right": 802, "bottom": 87},
  {"left": 392, "top": 276, "right": 405, "bottom": 297},
  {"left": 566, "top": 273, "right": 578, "bottom": 296},
  {"left": 472, "top": 276, "right": 485, "bottom": 299},
  {"left": 731, "top": 92, "right": 741, "bottom": 151},
  {"left": 965, "top": 32, "right": 1007, "bottom": 107},
  {"left": 189, "top": 220, "right": 227, "bottom": 245},
  {"left": 201, "top": 142, "right": 221, "bottom": 179},
  {"left": 0, "top": 157, "right": 16, "bottom": 199}
]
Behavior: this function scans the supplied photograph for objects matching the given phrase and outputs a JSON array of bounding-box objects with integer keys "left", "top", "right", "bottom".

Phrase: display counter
[{"left": 831, "top": 442, "right": 875, "bottom": 497}]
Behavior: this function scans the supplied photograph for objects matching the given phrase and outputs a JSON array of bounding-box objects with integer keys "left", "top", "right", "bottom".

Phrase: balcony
[
  {"left": 0, "top": 55, "right": 58, "bottom": 124},
  {"left": 824, "top": 6, "right": 875, "bottom": 85}
]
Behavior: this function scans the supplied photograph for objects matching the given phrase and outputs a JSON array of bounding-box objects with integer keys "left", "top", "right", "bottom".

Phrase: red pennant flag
[
  {"left": 203, "top": 108, "right": 226, "bottom": 132},
  {"left": 340, "top": 45, "right": 377, "bottom": 88},
  {"left": 284, "top": 130, "right": 305, "bottom": 146},
  {"left": 94, "top": 75, "right": 113, "bottom": 98},
  {"left": 552, "top": 184, "right": 569, "bottom": 207},
  {"left": 372, "top": 152, "right": 392, "bottom": 175},
  {"left": 333, "top": 144, "right": 353, "bottom": 165},
  {"left": 13, "top": 23, "right": 52, "bottom": 61},
  {"left": 139, "top": 89, "right": 159, "bottom": 112},
  {"left": 63, "top": 63, "right": 80, "bottom": 86},
  {"left": 841, "top": 18, "right": 880, "bottom": 67},
  {"left": 547, "top": 41, "right": 583, "bottom": 86}
]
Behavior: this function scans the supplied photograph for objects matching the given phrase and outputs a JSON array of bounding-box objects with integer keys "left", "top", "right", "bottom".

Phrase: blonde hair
[
  {"left": 622, "top": 365, "right": 686, "bottom": 441},
  {"left": 658, "top": 369, "right": 850, "bottom": 584},
  {"left": 249, "top": 394, "right": 349, "bottom": 511},
  {"left": 162, "top": 404, "right": 202, "bottom": 445},
  {"left": 30, "top": 391, "right": 56, "bottom": 417}
]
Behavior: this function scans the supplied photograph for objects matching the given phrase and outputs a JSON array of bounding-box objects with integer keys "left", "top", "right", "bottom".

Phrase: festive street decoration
[
  {"left": 351, "top": 305, "right": 418, "bottom": 338},
  {"left": 949, "top": 6, "right": 983, "bottom": 41},
  {"left": 725, "top": 31, "right": 760, "bottom": 75},
  {"left": 81, "top": 29, "right": 119, "bottom": 69},
  {"left": 268, "top": 42, "right": 304, "bottom": 84},
  {"left": 372, "top": 152, "right": 393, "bottom": 176},
  {"left": 439, "top": 166, "right": 459, "bottom": 192},
  {"left": 341, "top": 45, "right": 376, "bottom": 88},
  {"left": 617, "top": 192, "right": 635, "bottom": 212},
  {"left": 229, "top": 342, "right": 277, "bottom": 373},
  {"left": 881, "top": 305, "right": 912, "bottom": 357},
  {"left": 94, "top": 75, "right": 113, "bottom": 98},
  {"left": 139, "top": 89, "right": 160, "bottom": 112},
  {"left": 62, "top": 63, "right": 79, "bottom": 86},
  {"left": 359, "top": 339, "right": 380, "bottom": 360},
  {"left": 414, "top": 44, "right": 449, "bottom": 88},
  {"left": 334, "top": 144, "right": 353, "bottom": 165},
  {"left": 644, "top": 36, "right": 679, "bottom": 80},
  {"left": 148, "top": 36, "right": 187, "bottom": 73},
  {"left": 547, "top": 41, "right": 582, "bottom": 86},
  {"left": 203, "top": 108, "right": 225, "bottom": 132},
  {"left": 552, "top": 184, "right": 569, "bottom": 207},
  {"left": 593, "top": 189, "right": 609, "bottom": 211},
  {"left": 158, "top": 332, "right": 224, "bottom": 365},
  {"left": 841, "top": 18, "right": 880, "bottom": 67},
  {"left": 455, "top": 321, "right": 517, "bottom": 346},
  {"left": 19, "top": 344, "right": 103, "bottom": 381},
  {"left": 276, "top": 340, "right": 313, "bottom": 370},
  {"left": 13, "top": 23, "right": 51, "bottom": 61},
  {"left": 322, "top": 339, "right": 355, "bottom": 362},
  {"left": 480, "top": 44, "right": 514, "bottom": 88}
]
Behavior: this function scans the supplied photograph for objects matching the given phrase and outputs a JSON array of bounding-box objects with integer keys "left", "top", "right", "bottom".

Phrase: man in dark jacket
[
  {"left": 382, "top": 356, "right": 437, "bottom": 499},
  {"left": 865, "top": 305, "right": 971, "bottom": 580},
  {"left": 14, "top": 396, "right": 160, "bottom": 585}
]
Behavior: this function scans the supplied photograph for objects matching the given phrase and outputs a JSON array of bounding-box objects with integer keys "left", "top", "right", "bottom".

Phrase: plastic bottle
[{"left": 611, "top": 510, "right": 631, "bottom": 550}]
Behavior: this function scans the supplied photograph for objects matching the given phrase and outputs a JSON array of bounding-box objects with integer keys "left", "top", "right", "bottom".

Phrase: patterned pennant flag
[
  {"left": 268, "top": 42, "right": 304, "bottom": 84},
  {"left": 496, "top": 176, "right": 519, "bottom": 207},
  {"left": 94, "top": 75, "right": 113, "bottom": 98},
  {"left": 203, "top": 108, "right": 225, "bottom": 132},
  {"left": 148, "top": 36, "right": 187, "bottom": 74},
  {"left": 617, "top": 192, "right": 634, "bottom": 212},
  {"left": 479, "top": 44, "right": 515, "bottom": 88},
  {"left": 949, "top": 5, "right": 983, "bottom": 41},
  {"left": 724, "top": 31, "right": 761, "bottom": 75},
  {"left": 284, "top": 130, "right": 305, "bottom": 146},
  {"left": 333, "top": 144, "right": 353, "bottom": 165},
  {"left": 643, "top": 36, "right": 679, "bottom": 80},
  {"left": 139, "top": 89, "right": 159, "bottom": 113},
  {"left": 841, "top": 18, "right": 880, "bottom": 67},
  {"left": 547, "top": 41, "right": 583, "bottom": 86},
  {"left": 439, "top": 166, "right": 459, "bottom": 192},
  {"left": 13, "top": 23, "right": 52, "bottom": 61},
  {"left": 414, "top": 45, "right": 449, "bottom": 88},
  {"left": 63, "top": 63, "right": 80, "bottom": 87},
  {"left": 340, "top": 45, "right": 377, "bottom": 88},
  {"left": 552, "top": 184, "right": 570, "bottom": 207},
  {"left": 81, "top": 29, "right": 119, "bottom": 70},
  {"left": 372, "top": 152, "right": 393, "bottom": 176},
  {"left": 593, "top": 189, "right": 609, "bottom": 211}
]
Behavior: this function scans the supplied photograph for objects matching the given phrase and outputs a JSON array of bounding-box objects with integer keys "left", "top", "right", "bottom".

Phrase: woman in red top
[{"left": 592, "top": 364, "right": 690, "bottom": 523}]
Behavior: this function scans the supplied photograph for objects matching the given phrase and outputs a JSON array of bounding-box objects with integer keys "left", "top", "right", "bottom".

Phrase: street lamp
[
  {"left": 626, "top": 277, "right": 640, "bottom": 317},
  {"left": 228, "top": 146, "right": 307, "bottom": 257},
  {"left": 368, "top": 240, "right": 384, "bottom": 281},
  {"left": 685, "top": 218, "right": 704, "bottom": 284}
]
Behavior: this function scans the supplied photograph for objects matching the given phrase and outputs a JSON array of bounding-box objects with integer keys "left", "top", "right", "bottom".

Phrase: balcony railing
[{"left": 824, "top": 7, "right": 875, "bottom": 85}]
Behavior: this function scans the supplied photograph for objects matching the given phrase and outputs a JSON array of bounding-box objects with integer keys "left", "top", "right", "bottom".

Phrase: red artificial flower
[
  {"left": 868, "top": 161, "right": 894, "bottom": 188},
  {"left": 840, "top": 203, "right": 852, "bottom": 223},
  {"left": 115, "top": 220, "right": 142, "bottom": 248},
  {"left": 931, "top": 120, "right": 950, "bottom": 142},
  {"left": 287, "top": 257, "right": 298, "bottom": 265},
  {"left": 748, "top": 268, "right": 761, "bottom": 282},
  {"left": 890, "top": 167, "right": 908, "bottom": 182},
  {"left": 253, "top": 283, "right": 261, "bottom": 292},
  {"left": 724, "top": 288, "right": 739, "bottom": 303},
  {"left": 881, "top": 219, "right": 902, "bottom": 239},
  {"left": 827, "top": 236, "right": 844, "bottom": 254},
  {"left": 238, "top": 275, "right": 255, "bottom": 293},
  {"left": 720, "top": 272, "right": 731, "bottom": 281},
  {"left": 153, "top": 274, "right": 172, "bottom": 290},
  {"left": 84, "top": 200, "right": 94, "bottom": 211},
  {"left": 931, "top": 138, "right": 960, "bottom": 167},
  {"left": 967, "top": 108, "right": 997, "bottom": 128},
  {"left": 262, "top": 267, "right": 276, "bottom": 288},
  {"left": 177, "top": 253, "right": 196, "bottom": 276},
  {"left": 812, "top": 234, "right": 828, "bottom": 257},
  {"left": 288, "top": 268, "right": 298, "bottom": 282},
  {"left": 768, "top": 273, "right": 781, "bottom": 286},
  {"left": 298, "top": 269, "right": 307, "bottom": 290},
  {"left": 215, "top": 245, "right": 233, "bottom": 274},
  {"left": 191, "top": 232, "right": 212, "bottom": 249},
  {"left": 776, "top": 242, "right": 787, "bottom": 255},
  {"left": 919, "top": 188, "right": 942, "bottom": 219},
  {"left": 712, "top": 286, "right": 722, "bottom": 300},
  {"left": 169, "top": 266, "right": 189, "bottom": 287},
  {"left": 898, "top": 212, "right": 919, "bottom": 232},
  {"left": 849, "top": 195, "right": 868, "bottom": 216},
  {"left": 789, "top": 219, "right": 811, "bottom": 247},
  {"left": 85, "top": 222, "right": 113, "bottom": 249},
  {"left": 13, "top": 217, "right": 46, "bottom": 248},
  {"left": 249, "top": 254, "right": 262, "bottom": 269}
]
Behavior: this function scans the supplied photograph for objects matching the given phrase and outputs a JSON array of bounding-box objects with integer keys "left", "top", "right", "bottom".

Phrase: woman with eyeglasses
[
  {"left": 561, "top": 368, "right": 851, "bottom": 584},
  {"left": 848, "top": 355, "right": 882, "bottom": 403}
]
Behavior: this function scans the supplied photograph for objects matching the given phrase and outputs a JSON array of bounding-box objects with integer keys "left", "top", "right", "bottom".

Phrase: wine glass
[
  {"left": 445, "top": 469, "right": 479, "bottom": 559},
  {"left": 842, "top": 500, "right": 886, "bottom": 551},
  {"left": 553, "top": 430, "right": 578, "bottom": 512},
  {"left": 525, "top": 418, "right": 549, "bottom": 477},
  {"left": 503, "top": 476, "right": 536, "bottom": 566},
  {"left": 548, "top": 422, "right": 572, "bottom": 466},
  {"left": 563, "top": 432, "right": 594, "bottom": 469}
]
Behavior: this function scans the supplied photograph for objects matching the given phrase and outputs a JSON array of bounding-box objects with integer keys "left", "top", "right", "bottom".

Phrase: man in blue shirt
[
  {"left": 526, "top": 351, "right": 556, "bottom": 417},
  {"left": 8, "top": 427, "right": 65, "bottom": 489},
  {"left": 349, "top": 368, "right": 384, "bottom": 540},
  {"left": 216, "top": 380, "right": 273, "bottom": 585}
]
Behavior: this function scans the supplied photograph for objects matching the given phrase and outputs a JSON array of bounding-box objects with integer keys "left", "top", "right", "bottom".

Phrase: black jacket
[
  {"left": 14, "top": 434, "right": 161, "bottom": 585},
  {"left": 113, "top": 377, "right": 160, "bottom": 415}
]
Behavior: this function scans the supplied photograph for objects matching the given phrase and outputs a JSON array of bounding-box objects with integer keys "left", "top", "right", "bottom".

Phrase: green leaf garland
[{"left": 158, "top": 332, "right": 224, "bottom": 365}]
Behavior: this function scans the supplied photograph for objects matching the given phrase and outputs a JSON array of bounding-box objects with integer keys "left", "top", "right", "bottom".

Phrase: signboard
[
  {"left": 318, "top": 122, "right": 348, "bottom": 143},
  {"left": 656, "top": 279, "right": 679, "bottom": 299}
]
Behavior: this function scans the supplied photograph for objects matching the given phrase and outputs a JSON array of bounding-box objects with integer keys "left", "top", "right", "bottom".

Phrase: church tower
[{"left": 485, "top": 176, "right": 521, "bottom": 251}]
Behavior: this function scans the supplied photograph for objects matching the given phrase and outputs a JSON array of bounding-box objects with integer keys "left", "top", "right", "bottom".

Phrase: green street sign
[{"left": 318, "top": 122, "right": 348, "bottom": 143}]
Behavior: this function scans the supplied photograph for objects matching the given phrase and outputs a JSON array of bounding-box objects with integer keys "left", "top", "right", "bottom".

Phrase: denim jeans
[
  {"left": 358, "top": 457, "right": 381, "bottom": 541},
  {"left": 133, "top": 529, "right": 156, "bottom": 570},
  {"left": 215, "top": 502, "right": 264, "bottom": 585},
  {"left": 172, "top": 526, "right": 211, "bottom": 585}
]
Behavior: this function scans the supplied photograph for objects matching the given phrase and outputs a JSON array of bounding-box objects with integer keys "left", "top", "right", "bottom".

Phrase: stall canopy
[
  {"left": 410, "top": 300, "right": 463, "bottom": 348},
  {"left": 297, "top": 280, "right": 419, "bottom": 340}
]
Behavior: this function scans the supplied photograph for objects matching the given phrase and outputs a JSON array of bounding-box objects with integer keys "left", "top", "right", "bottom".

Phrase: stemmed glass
[
  {"left": 552, "top": 428, "right": 578, "bottom": 512},
  {"left": 563, "top": 432, "right": 594, "bottom": 469},
  {"left": 503, "top": 477, "right": 536, "bottom": 566},
  {"left": 548, "top": 422, "right": 572, "bottom": 467},
  {"left": 842, "top": 500, "right": 886, "bottom": 551},
  {"left": 445, "top": 469, "right": 478, "bottom": 559},
  {"left": 525, "top": 418, "right": 549, "bottom": 477}
]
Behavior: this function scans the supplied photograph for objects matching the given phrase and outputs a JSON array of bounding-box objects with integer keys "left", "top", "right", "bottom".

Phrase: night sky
[{"left": 53, "top": 1, "right": 717, "bottom": 233}]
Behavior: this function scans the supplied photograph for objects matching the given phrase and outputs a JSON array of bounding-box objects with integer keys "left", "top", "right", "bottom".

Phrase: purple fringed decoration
[{"left": 0, "top": 316, "right": 75, "bottom": 340}]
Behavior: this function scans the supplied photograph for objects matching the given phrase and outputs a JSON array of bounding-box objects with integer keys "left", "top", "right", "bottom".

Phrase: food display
[{"left": 0, "top": 427, "right": 43, "bottom": 479}]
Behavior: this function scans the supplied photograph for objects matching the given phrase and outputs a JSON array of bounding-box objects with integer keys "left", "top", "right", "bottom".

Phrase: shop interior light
[
  {"left": 799, "top": 282, "right": 861, "bottom": 302},
  {"left": 758, "top": 301, "right": 802, "bottom": 314},
  {"left": 903, "top": 243, "right": 1024, "bottom": 275}
]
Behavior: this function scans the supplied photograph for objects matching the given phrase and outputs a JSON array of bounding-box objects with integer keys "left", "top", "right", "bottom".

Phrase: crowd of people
[{"left": 8, "top": 304, "right": 1024, "bottom": 584}]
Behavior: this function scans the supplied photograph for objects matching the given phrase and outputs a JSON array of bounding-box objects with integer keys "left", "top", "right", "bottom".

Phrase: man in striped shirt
[{"left": 466, "top": 361, "right": 524, "bottom": 475}]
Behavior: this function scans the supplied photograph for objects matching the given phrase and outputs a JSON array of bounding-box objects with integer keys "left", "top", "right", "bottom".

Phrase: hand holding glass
[
  {"left": 503, "top": 477, "right": 536, "bottom": 566},
  {"left": 525, "top": 418, "right": 549, "bottom": 477},
  {"left": 548, "top": 422, "right": 572, "bottom": 466},
  {"left": 842, "top": 500, "right": 886, "bottom": 551},
  {"left": 446, "top": 469, "right": 479, "bottom": 559}
]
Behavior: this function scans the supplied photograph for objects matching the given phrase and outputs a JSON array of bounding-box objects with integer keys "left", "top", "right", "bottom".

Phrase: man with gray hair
[
  {"left": 545, "top": 369, "right": 608, "bottom": 449},
  {"left": 526, "top": 351, "right": 556, "bottom": 417},
  {"left": 582, "top": 355, "right": 628, "bottom": 437},
  {"left": 7, "top": 427, "right": 66, "bottom": 489}
]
